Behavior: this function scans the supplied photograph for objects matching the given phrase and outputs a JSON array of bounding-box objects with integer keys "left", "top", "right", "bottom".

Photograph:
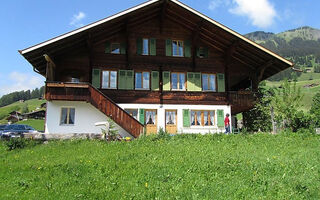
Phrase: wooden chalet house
[{"left": 19, "top": 0, "right": 293, "bottom": 137}]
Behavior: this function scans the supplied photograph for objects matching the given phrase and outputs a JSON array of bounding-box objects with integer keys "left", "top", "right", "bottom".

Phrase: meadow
[{"left": 0, "top": 133, "right": 319, "bottom": 199}]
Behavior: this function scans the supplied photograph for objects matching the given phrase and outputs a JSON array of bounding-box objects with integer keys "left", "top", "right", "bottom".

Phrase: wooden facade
[{"left": 20, "top": 0, "right": 293, "bottom": 136}]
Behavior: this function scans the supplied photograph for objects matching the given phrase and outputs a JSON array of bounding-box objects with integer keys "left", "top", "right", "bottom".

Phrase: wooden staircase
[{"left": 45, "top": 82, "right": 144, "bottom": 138}]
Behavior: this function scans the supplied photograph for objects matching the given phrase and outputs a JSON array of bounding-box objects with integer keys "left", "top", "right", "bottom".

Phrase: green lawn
[{"left": 0, "top": 133, "right": 319, "bottom": 199}]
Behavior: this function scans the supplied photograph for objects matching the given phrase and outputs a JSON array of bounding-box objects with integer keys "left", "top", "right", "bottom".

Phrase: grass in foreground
[{"left": 0, "top": 133, "right": 319, "bottom": 199}]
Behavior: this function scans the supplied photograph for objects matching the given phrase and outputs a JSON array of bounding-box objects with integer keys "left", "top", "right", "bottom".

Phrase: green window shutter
[
  {"left": 92, "top": 69, "right": 101, "bottom": 88},
  {"left": 166, "top": 39, "right": 172, "bottom": 56},
  {"left": 139, "top": 109, "right": 145, "bottom": 124},
  {"left": 162, "top": 71, "right": 171, "bottom": 91},
  {"left": 217, "top": 73, "right": 225, "bottom": 92},
  {"left": 204, "top": 47, "right": 209, "bottom": 58},
  {"left": 120, "top": 42, "right": 126, "bottom": 54},
  {"left": 217, "top": 110, "right": 224, "bottom": 127},
  {"left": 151, "top": 71, "right": 159, "bottom": 91},
  {"left": 150, "top": 38, "right": 156, "bottom": 56},
  {"left": 183, "top": 109, "right": 190, "bottom": 127},
  {"left": 194, "top": 72, "right": 202, "bottom": 91},
  {"left": 187, "top": 72, "right": 194, "bottom": 91},
  {"left": 136, "top": 38, "right": 142, "bottom": 55},
  {"left": 126, "top": 70, "right": 134, "bottom": 90},
  {"left": 105, "top": 42, "right": 110, "bottom": 53},
  {"left": 196, "top": 47, "right": 200, "bottom": 57},
  {"left": 184, "top": 40, "right": 191, "bottom": 57},
  {"left": 118, "top": 70, "right": 126, "bottom": 90}
]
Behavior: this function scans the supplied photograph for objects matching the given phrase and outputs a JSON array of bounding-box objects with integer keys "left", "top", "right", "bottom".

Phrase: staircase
[{"left": 45, "top": 82, "right": 144, "bottom": 138}]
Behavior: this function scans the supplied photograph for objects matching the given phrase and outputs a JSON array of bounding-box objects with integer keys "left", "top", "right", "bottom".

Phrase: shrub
[
  {"left": 5, "top": 137, "right": 41, "bottom": 151},
  {"left": 291, "top": 111, "right": 312, "bottom": 132}
]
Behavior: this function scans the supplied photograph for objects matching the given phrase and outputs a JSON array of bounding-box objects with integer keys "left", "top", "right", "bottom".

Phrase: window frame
[
  {"left": 202, "top": 73, "right": 217, "bottom": 92},
  {"left": 171, "top": 72, "right": 186, "bottom": 91},
  {"left": 190, "top": 110, "right": 215, "bottom": 127},
  {"left": 110, "top": 43, "right": 120, "bottom": 54},
  {"left": 172, "top": 40, "right": 184, "bottom": 57},
  {"left": 135, "top": 71, "right": 150, "bottom": 90},
  {"left": 60, "top": 107, "right": 75, "bottom": 126},
  {"left": 101, "top": 70, "right": 118, "bottom": 89}
]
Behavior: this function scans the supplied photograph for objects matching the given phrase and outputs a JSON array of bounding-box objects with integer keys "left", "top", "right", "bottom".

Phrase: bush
[
  {"left": 5, "top": 138, "right": 41, "bottom": 151},
  {"left": 291, "top": 111, "right": 312, "bottom": 132}
]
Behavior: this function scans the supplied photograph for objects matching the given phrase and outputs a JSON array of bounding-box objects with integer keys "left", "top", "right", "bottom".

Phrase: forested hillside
[
  {"left": 245, "top": 26, "right": 320, "bottom": 81},
  {"left": 0, "top": 86, "right": 44, "bottom": 107}
]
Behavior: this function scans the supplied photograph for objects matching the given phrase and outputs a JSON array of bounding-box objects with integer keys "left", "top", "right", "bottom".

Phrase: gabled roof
[{"left": 19, "top": 0, "right": 293, "bottom": 79}]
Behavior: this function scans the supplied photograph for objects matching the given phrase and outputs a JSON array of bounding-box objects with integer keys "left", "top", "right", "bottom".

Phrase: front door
[
  {"left": 145, "top": 110, "right": 157, "bottom": 135},
  {"left": 165, "top": 110, "right": 177, "bottom": 134}
]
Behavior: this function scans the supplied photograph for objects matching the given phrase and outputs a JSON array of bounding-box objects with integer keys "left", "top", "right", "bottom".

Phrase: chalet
[
  {"left": 22, "top": 110, "right": 46, "bottom": 120},
  {"left": 19, "top": 0, "right": 293, "bottom": 137},
  {"left": 6, "top": 111, "right": 23, "bottom": 123}
]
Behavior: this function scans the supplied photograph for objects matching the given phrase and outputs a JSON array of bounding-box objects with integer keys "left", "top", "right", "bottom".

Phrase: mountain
[{"left": 245, "top": 26, "right": 320, "bottom": 81}]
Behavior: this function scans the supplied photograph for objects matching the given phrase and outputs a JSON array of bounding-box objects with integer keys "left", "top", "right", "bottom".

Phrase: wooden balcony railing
[{"left": 45, "top": 82, "right": 144, "bottom": 138}]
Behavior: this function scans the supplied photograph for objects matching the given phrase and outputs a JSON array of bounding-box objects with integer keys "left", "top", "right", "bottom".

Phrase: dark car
[
  {"left": 1, "top": 124, "right": 37, "bottom": 138},
  {"left": 0, "top": 125, "right": 7, "bottom": 136}
]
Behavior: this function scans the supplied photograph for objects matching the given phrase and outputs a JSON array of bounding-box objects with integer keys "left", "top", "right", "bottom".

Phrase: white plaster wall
[
  {"left": 118, "top": 103, "right": 232, "bottom": 134},
  {"left": 45, "top": 101, "right": 131, "bottom": 137}
]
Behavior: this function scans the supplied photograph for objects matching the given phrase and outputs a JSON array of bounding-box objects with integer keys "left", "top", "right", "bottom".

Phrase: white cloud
[
  {"left": 0, "top": 71, "right": 45, "bottom": 97},
  {"left": 229, "top": 0, "right": 276, "bottom": 28},
  {"left": 70, "top": 11, "right": 86, "bottom": 27},
  {"left": 208, "top": 0, "right": 231, "bottom": 11}
]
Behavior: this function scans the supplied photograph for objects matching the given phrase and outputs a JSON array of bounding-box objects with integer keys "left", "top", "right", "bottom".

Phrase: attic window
[{"left": 111, "top": 43, "right": 120, "bottom": 54}]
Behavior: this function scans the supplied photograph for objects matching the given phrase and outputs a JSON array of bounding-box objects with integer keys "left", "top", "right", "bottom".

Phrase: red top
[{"left": 224, "top": 116, "right": 230, "bottom": 126}]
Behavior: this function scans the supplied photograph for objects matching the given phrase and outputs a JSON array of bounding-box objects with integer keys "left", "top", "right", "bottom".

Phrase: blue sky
[{"left": 0, "top": 0, "right": 319, "bottom": 97}]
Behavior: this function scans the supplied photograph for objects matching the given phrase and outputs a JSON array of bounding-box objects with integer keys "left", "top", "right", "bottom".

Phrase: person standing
[{"left": 224, "top": 113, "right": 230, "bottom": 134}]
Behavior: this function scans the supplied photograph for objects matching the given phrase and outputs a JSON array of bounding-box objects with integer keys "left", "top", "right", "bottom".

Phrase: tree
[
  {"left": 271, "top": 80, "right": 303, "bottom": 130},
  {"left": 243, "top": 86, "right": 273, "bottom": 132},
  {"left": 21, "top": 103, "right": 29, "bottom": 114},
  {"left": 310, "top": 92, "right": 320, "bottom": 127}
]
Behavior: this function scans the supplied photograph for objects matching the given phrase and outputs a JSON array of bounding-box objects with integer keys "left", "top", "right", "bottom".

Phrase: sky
[{"left": 0, "top": 0, "right": 319, "bottom": 97}]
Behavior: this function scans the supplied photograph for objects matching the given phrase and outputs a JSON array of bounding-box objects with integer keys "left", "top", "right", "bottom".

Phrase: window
[
  {"left": 198, "top": 47, "right": 205, "bottom": 58},
  {"left": 146, "top": 110, "right": 156, "bottom": 125},
  {"left": 171, "top": 72, "right": 185, "bottom": 90},
  {"left": 166, "top": 111, "right": 176, "bottom": 125},
  {"left": 125, "top": 109, "right": 138, "bottom": 119},
  {"left": 71, "top": 77, "right": 80, "bottom": 83},
  {"left": 202, "top": 74, "right": 216, "bottom": 91},
  {"left": 142, "top": 39, "right": 149, "bottom": 55},
  {"left": 172, "top": 40, "right": 184, "bottom": 57},
  {"left": 111, "top": 43, "right": 120, "bottom": 54},
  {"left": 135, "top": 72, "right": 150, "bottom": 90},
  {"left": 60, "top": 108, "right": 75, "bottom": 125},
  {"left": 191, "top": 110, "right": 215, "bottom": 126},
  {"left": 102, "top": 70, "right": 117, "bottom": 89}
]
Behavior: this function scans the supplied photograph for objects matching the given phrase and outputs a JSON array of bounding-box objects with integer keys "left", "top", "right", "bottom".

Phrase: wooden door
[
  {"left": 165, "top": 110, "right": 177, "bottom": 134},
  {"left": 145, "top": 110, "right": 157, "bottom": 135}
]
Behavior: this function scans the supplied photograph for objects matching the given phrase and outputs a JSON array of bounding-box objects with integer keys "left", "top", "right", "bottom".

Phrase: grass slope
[
  {"left": 266, "top": 79, "right": 320, "bottom": 111},
  {"left": 0, "top": 99, "right": 45, "bottom": 125},
  {"left": 0, "top": 134, "right": 319, "bottom": 199}
]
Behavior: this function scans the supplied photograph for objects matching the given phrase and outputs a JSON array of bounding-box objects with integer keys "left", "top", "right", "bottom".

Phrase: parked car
[
  {"left": 0, "top": 125, "right": 7, "bottom": 137},
  {"left": 1, "top": 124, "right": 37, "bottom": 138}
]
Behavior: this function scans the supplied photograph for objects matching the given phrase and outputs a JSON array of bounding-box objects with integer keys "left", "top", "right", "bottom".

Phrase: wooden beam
[
  {"left": 192, "top": 20, "right": 204, "bottom": 71},
  {"left": 256, "top": 60, "right": 274, "bottom": 84},
  {"left": 86, "top": 33, "right": 93, "bottom": 83},
  {"left": 224, "top": 40, "right": 239, "bottom": 101},
  {"left": 43, "top": 54, "right": 55, "bottom": 81},
  {"left": 159, "top": 0, "right": 168, "bottom": 33}
]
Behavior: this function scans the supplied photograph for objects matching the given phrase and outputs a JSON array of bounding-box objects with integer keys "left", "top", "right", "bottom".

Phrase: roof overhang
[{"left": 19, "top": 0, "right": 293, "bottom": 79}]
